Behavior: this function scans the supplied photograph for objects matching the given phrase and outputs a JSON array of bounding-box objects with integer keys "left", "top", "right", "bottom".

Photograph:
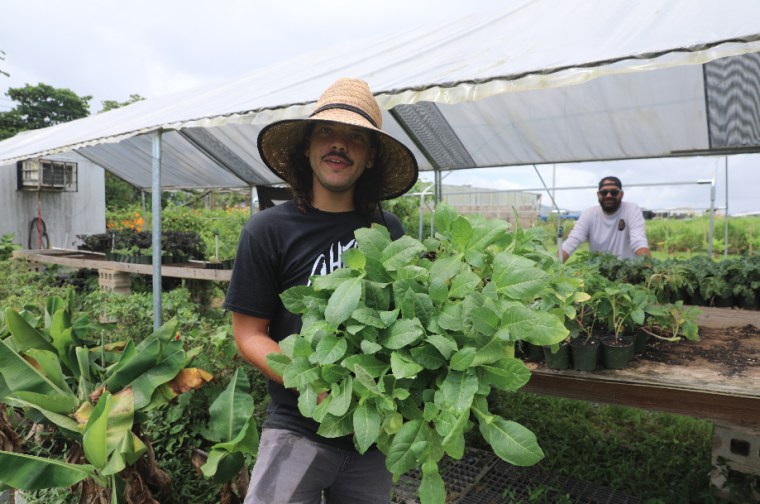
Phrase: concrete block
[
  {"left": 98, "top": 269, "right": 131, "bottom": 295},
  {"left": 710, "top": 423, "right": 760, "bottom": 500}
]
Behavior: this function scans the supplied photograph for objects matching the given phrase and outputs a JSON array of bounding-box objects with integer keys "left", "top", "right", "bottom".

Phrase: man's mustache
[{"left": 321, "top": 151, "right": 352, "bottom": 164}]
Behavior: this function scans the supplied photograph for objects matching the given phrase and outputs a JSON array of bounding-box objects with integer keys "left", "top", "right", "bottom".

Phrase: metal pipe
[
  {"left": 724, "top": 157, "right": 729, "bottom": 257},
  {"left": 151, "top": 131, "right": 163, "bottom": 330}
]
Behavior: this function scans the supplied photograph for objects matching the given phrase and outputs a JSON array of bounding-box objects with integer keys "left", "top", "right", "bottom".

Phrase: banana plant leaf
[
  {"left": 82, "top": 392, "right": 112, "bottom": 469},
  {"left": 206, "top": 368, "right": 253, "bottom": 443},
  {"left": 131, "top": 340, "right": 186, "bottom": 409},
  {"left": 24, "top": 348, "right": 74, "bottom": 395},
  {"left": 0, "top": 450, "right": 99, "bottom": 489},
  {"left": 1, "top": 395, "right": 80, "bottom": 434},
  {"left": 0, "top": 338, "right": 71, "bottom": 397},
  {"left": 49, "top": 310, "right": 79, "bottom": 376},
  {"left": 4, "top": 308, "right": 56, "bottom": 354}
]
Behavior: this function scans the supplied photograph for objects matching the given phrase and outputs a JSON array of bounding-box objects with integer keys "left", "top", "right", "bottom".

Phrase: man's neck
[{"left": 311, "top": 189, "right": 355, "bottom": 213}]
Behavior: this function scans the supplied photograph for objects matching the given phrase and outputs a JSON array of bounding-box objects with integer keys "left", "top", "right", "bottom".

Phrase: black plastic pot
[
  {"left": 542, "top": 342, "right": 570, "bottom": 370},
  {"left": 569, "top": 337, "right": 599, "bottom": 372},
  {"left": 601, "top": 334, "right": 634, "bottom": 370},
  {"left": 633, "top": 329, "right": 650, "bottom": 353}
]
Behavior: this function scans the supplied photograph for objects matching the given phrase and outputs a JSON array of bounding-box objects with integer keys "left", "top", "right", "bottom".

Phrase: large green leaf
[
  {"left": 419, "top": 460, "right": 446, "bottom": 504},
  {"left": 23, "top": 348, "right": 73, "bottom": 395},
  {"left": 201, "top": 450, "right": 245, "bottom": 484},
  {"left": 102, "top": 430, "right": 146, "bottom": 477},
  {"left": 502, "top": 306, "right": 569, "bottom": 346},
  {"left": 479, "top": 358, "right": 531, "bottom": 391},
  {"left": 448, "top": 270, "right": 481, "bottom": 299},
  {"left": 386, "top": 419, "right": 429, "bottom": 475},
  {"left": 316, "top": 409, "right": 355, "bottom": 438},
  {"left": 49, "top": 310, "right": 78, "bottom": 375},
  {"left": 104, "top": 389, "right": 136, "bottom": 458},
  {"left": 326, "top": 378, "right": 353, "bottom": 417},
  {"left": 3, "top": 394, "right": 79, "bottom": 432},
  {"left": 103, "top": 338, "right": 161, "bottom": 393},
  {"left": 4, "top": 308, "right": 56, "bottom": 353},
  {"left": 435, "top": 370, "right": 478, "bottom": 413},
  {"left": 492, "top": 253, "right": 550, "bottom": 300},
  {"left": 280, "top": 285, "right": 318, "bottom": 314},
  {"left": 325, "top": 276, "right": 363, "bottom": 328},
  {"left": 82, "top": 392, "right": 112, "bottom": 469},
  {"left": 389, "top": 351, "right": 423, "bottom": 379},
  {"left": 282, "top": 357, "right": 320, "bottom": 389},
  {"left": 206, "top": 369, "right": 254, "bottom": 443},
  {"left": 450, "top": 215, "right": 473, "bottom": 250},
  {"left": 313, "top": 334, "right": 348, "bottom": 365},
  {"left": 0, "top": 338, "right": 69, "bottom": 397},
  {"left": 381, "top": 319, "right": 424, "bottom": 350},
  {"left": 381, "top": 236, "right": 425, "bottom": 272},
  {"left": 131, "top": 341, "right": 186, "bottom": 409},
  {"left": 480, "top": 416, "right": 544, "bottom": 466},
  {"left": 352, "top": 401, "right": 381, "bottom": 454},
  {"left": 354, "top": 226, "right": 391, "bottom": 262},
  {"left": 0, "top": 451, "right": 98, "bottom": 489}
]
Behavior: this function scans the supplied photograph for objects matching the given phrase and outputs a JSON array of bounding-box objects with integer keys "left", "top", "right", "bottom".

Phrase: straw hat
[{"left": 257, "top": 78, "right": 418, "bottom": 200}]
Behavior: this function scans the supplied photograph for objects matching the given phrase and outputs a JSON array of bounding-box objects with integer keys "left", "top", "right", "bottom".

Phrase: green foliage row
[
  {"left": 581, "top": 251, "right": 760, "bottom": 310},
  {"left": 104, "top": 204, "right": 250, "bottom": 262}
]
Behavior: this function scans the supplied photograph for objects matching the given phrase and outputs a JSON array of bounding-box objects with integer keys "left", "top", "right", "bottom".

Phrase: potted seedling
[
  {"left": 640, "top": 300, "right": 701, "bottom": 343},
  {"left": 598, "top": 283, "right": 646, "bottom": 370},
  {"left": 568, "top": 292, "right": 604, "bottom": 372}
]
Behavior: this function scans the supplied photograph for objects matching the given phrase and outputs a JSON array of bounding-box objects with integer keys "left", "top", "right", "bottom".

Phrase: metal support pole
[
  {"left": 433, "top": 169, "right": 442, "bottom": 238},
  {"left": 552, "top": 164, "right": 563, "bottom": 260},
  {"left": 724, "top": 157, "right": 729, "bottom": 257},
  {"left": 151, "top": 131, "right": 163, "bottom": 330},
  {"left": 708, "top": 180, "right": 716, "bottom": 259}
]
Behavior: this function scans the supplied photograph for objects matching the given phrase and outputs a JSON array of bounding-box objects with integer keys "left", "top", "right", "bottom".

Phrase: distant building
[
  {"left": 1, "top": 152, "right": 106, "bottom": 249},
  {"left": 650, "top": 208, "right": 706, "bottom": 219},
  {"left": 440, "top": 184, "right": 541, "bottom": 228}
]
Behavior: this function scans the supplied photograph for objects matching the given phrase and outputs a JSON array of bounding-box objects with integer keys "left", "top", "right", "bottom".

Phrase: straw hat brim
[{"left": 257, "top": 118, "right": 419, "bottom": 201}]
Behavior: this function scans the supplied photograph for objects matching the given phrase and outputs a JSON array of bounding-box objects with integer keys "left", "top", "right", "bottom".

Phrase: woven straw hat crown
[{"left": 257, "top": 78, "right": 418, "bottom": 201}]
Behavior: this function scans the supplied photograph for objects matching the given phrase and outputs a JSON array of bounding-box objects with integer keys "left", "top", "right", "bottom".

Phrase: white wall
[{"left": 0, "top": 152, "right": 106, "bottom": 249}]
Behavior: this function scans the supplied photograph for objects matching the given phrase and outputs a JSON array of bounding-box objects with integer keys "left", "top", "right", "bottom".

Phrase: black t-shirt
[{"left": 223, "top": 200, "right": 404, "bottom": 450}]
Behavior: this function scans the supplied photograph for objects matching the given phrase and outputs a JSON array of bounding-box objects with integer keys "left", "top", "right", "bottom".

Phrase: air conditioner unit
[{"left": 17, "top": 159, "right": 78, "bottom": 192}]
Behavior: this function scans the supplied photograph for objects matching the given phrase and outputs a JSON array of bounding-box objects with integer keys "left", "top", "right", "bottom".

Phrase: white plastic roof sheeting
[{"left": 2, "top": 0, "right": 760, "bottom": 191}]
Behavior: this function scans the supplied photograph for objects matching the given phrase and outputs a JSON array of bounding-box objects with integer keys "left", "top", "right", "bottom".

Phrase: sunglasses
[{"left": 599, "top": 189, "right": 620, "bottom": 197}]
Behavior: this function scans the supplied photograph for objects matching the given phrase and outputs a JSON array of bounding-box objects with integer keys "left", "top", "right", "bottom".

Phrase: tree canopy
[{"left": 0, "top": 83, "right": 92, "bottom": 140}]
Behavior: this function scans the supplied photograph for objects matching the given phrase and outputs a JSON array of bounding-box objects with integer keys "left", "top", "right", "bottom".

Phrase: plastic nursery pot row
[{"left": 519, "top": 330, "right": 650, "bottom": 372}]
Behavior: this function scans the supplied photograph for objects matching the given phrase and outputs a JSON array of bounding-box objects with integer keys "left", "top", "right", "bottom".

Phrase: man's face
[
  {"left": 305, "top": 121, "right": 376, "bottom": 196},
  {"left": 597, "top": 181, "right": 623, "bottom": 214}
]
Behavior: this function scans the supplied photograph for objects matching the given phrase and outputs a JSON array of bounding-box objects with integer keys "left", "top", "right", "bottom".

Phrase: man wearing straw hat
[{"left": 224, "top": 78, "right": 418, "bottom": 504}]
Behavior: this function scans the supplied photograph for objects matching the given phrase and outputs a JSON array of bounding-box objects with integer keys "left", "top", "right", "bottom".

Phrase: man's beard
[{"left": 599, "top": 198, "right": 621, "bottom": 214}]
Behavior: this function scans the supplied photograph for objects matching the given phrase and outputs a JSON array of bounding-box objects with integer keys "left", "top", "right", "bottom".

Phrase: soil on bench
[{"left": 639, "top": 324, "right": 760, "bottom": 377}]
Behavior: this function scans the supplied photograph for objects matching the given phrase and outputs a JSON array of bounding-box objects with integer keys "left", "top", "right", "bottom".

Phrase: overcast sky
[{"left": 2, "top": 0, "right": 758, "bottom": 215}]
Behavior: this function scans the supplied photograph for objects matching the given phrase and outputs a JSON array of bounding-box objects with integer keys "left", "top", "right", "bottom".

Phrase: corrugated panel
[{"left": 705, "top": 52, "right": 760, "bottom": 149}]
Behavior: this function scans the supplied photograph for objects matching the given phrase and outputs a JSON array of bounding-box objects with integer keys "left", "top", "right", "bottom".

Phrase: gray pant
[{"left": 244, "top": 428, "right": 393, "bottom": 504}]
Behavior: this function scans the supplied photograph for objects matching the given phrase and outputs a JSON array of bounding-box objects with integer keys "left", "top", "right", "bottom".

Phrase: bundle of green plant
[
  {"left": 0, "top": 292, "right": 213, "bottom": 501},
  {"left": 267, "top": 204, "right": 585, "bottom": 504}
]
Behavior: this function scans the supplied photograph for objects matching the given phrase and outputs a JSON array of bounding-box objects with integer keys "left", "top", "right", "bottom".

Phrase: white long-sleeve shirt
[{"left": 561, "top": 201, "right": 649, "bottom": 260}]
